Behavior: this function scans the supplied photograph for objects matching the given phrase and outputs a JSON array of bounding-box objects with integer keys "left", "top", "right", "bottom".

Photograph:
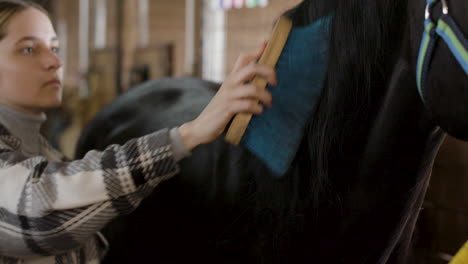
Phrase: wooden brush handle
[{"left": 225, "top": 16, "right": 293, "bottom": 145}]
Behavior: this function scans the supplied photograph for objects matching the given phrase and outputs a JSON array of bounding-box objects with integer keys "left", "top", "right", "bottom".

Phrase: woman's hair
[{"left": 0, "top": 0, "right": 48, "bottom": 41}]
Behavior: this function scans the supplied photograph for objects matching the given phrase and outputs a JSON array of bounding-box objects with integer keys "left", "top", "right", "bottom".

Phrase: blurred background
[
  {"left": 39, "top": 0, "right": 302, "bottom": 157},
  {"left": 32, "top": 1, "right": 467, "bottom": 263}
]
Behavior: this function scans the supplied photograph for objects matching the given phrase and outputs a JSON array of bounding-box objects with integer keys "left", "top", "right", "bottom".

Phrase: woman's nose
[{"left": 44, "top": 50, "right": 63, "bottom": 70}]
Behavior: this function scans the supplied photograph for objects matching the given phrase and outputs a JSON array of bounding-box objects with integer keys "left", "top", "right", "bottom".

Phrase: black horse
[{"left": 75, "top": 0, "right": 468, "bottom": 263}]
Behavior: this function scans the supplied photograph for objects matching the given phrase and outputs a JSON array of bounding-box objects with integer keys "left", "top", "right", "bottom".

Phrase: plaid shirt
[{"left": 0, "top": 124, "right": 180, "bottom": 263}]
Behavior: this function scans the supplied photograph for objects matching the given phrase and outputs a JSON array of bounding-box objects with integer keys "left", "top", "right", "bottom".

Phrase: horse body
[
  {"left": 76, "top": 0, "right": 467, "bottom": 263},
  {"left": 76, "top": 77, "right": 218, "bottom": 150}
]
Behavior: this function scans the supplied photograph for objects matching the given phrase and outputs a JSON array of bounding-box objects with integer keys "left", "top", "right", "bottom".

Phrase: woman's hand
[{"left": 179, "top": 43, "right": 277, "bottom": 151}]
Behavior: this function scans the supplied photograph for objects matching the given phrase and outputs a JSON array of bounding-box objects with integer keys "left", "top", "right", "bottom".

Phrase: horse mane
[
  {"left": 245, "top": 0, "right": 409, "bottom": 256},
  {"left": 291, "top": 0, "right": 407, "bottom": 205}
]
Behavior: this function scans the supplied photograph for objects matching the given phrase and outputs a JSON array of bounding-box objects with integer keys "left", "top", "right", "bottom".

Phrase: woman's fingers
[
  {"left": 231, "top": 84, "right": 272, "bottom": 107},
  {"left": 231, "top": 42, "right": 267, "bottom": 73},
  {"left": 180, "top": 47, "right": 276, "bottom": 149},
  {"left": 230, "top": 63, "right": 277, "bottom": 87},
  {"left": 254, "top": 41, "right": 268, "bottom": 59},
  {"left": 228, "top": 99, "right": 264, "bottom": 115}
]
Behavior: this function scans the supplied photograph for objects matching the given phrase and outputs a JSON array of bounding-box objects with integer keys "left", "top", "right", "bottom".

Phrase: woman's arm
[{"left": 0, "top": 128, "right": 178, "bottom": 257}]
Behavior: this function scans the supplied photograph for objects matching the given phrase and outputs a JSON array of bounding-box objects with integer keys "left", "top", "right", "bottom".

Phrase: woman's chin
[
  {"left": 46, "top": 100, "right": 62, "bottom": 109},
  {"left": 38, "top": 98, "right": 63, "bottom": 110}
]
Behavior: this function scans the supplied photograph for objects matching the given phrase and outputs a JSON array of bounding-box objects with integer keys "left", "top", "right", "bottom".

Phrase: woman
[{"left": 0, "top": 0, "right": 276, "bottom": 263}]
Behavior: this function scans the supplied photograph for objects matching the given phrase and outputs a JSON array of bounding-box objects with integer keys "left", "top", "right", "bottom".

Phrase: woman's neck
[
  {"left": 0, "top": 104, "right": 46, "bottom": 155},
  {"left": 0, "top": 102, "right": 45, "bottom": 117}
]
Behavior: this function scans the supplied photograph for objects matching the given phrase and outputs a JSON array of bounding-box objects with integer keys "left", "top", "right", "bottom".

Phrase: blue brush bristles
[{"left": 241, "top": 15, "right": 332, "bottom": 177}]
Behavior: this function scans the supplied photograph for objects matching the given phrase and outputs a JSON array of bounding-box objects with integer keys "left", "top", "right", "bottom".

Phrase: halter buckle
[{"left": 425, "top": 0, "right": 449, "bottom": 20}]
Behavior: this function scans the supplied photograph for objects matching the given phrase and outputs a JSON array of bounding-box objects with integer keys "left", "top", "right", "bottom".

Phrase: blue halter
[{"left": 416, "top": 0, "right": 468, "bottom": 102}]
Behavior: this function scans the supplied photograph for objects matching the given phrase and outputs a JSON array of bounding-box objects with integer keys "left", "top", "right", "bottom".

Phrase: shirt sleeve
[
  {"left": 169, "top": 127, "right": 191, "bottom": 161},
  {"left": 0, "top": 128, "right": 180, "bottom": 258}
]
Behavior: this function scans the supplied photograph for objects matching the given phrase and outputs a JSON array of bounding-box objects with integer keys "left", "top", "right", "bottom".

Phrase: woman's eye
[
  {"left": 51, "top": 47, "right": 60, "bottom": 54},
  {"left": 22, "top": 47, "right": 34, "bottom": 54}
]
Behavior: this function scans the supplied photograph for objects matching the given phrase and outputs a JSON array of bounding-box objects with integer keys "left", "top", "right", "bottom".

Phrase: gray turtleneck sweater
[
  {"left": 0, "top": 104, "right": 47, "bottom": 157},
  {"left": 0, "top": 104, "right": 190, "bottom": 264}
]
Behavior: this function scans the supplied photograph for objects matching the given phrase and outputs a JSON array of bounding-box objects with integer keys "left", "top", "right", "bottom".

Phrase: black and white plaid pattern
[{"left": 0, "top": 125, "right": 179, "bottom": 263}]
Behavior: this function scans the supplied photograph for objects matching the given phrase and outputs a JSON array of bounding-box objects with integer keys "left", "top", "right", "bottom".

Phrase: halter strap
[{"left": 416, "top": 0, "right": 468, "bottom": 102}]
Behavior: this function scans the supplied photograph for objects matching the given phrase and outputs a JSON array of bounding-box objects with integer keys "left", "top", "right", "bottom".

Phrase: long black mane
[{"left": 252, "top": 0, "right": 408, "bottom": 224}]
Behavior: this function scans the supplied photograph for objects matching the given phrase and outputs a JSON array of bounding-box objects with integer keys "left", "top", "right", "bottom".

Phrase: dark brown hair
[{"left": 0, "top": 0, "right": 48, "bottom": 41}]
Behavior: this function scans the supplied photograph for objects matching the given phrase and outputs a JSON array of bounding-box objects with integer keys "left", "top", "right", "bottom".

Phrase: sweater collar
[{"left": 0, "top": 104, "right": 46, "bottom": 155}]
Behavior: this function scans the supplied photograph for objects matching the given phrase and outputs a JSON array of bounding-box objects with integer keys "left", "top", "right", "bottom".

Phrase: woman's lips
[{"left": 44, "top": 78, "right": 62, "bottom": 87}]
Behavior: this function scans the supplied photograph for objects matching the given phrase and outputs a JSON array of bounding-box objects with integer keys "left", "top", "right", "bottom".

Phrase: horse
[{"left": 75, "top": 0, "right": 468, "bottom": 263}]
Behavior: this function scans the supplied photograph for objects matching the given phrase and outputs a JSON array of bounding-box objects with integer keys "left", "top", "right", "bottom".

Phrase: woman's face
[{"left": 0, "top": 7, "right": 62, "bottom": 115}]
